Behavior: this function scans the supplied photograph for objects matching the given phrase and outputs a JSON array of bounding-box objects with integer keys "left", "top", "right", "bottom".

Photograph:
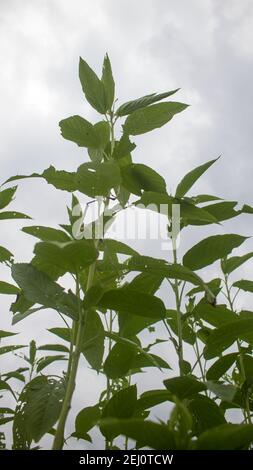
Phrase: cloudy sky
[{"left": 1, "top": 0, "right": 253, "bottom": 449}]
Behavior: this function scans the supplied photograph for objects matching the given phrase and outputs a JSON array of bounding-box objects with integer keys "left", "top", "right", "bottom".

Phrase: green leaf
[
  {"left": 0, "top": 345, "right": 25, "bottom": 356},
  {"left": 0, "top": 211, "right": 31, "bottom": 220},
  {"left": 36, "top": 355, "right": 67, "bottom": 373},
  {"left": 123, "top": 102, "right": 188, "bottom": 135},
  {"left": 164, "top": 376, "right": 206, "bottom": 399},
  {"left": 13, "top": 376, "right": 65, "bottom": 444},
  {"left": 98, "top": 286, "right": 166, "bottom": 319},
  {"left": 42, "top": 166, "right": 77, "bottom": 192},
  {"left": 206, "top": 381, "right": 237, "bottom": 402},
  {"left": 196, "top": 423, "right": 253, "bottom": 450},
  {"left": 104, "top": 342, "right": 137, "bottom": 379},
  {"left": 79, "top": 57, "right": 106, "bottom": 114},
  {"left": 126, "top": 255, "right": 205, "bottom": 287},
  {"left": 116, "top": 89, "right": 180, "bottom": 116},
  {"left": 206, "top": 353, "right": 238, "bottom": 380},
  {"left": 48, "top": 310, "right": 105, "bottom": 371},
  {"left": 188, "top": 396, "right": 225, "bottom": 435},
  {"left": 33, "top": 240, "right": 98, "bottom": 274},
  {"left": 131, "top": 353, "right": 171, "bottom": 371},
  {"left": 222, "top": 252, "right": 253, "bottom": 275},
  {"left": 187, "top": 278, "right": 222, "bottom": 298},
  {"left": 0, "top": 281, "right": 19, "bottom": 295},
  {"left": 0, "top": 330, "right": 17, "bottom": 339},
  {"left": 82, "top": 309, "right": 105, "bottom": 371},
  {"left": 136, "top": 390, "right": 173, "bottom": 411},
  {"left": 22, "top": 226, "right": 70, "bottom": 242},
  {"left": 112, "top": 134, "right": 136, "bottom": 160},
  {"left": 192, "top": 300, "right": 237, "bottom": 328},
  {"left": 76, "top": 161, "right": 121, "bottom": 197},
  {"left": 100, "top": 418, "right": 176, "bottom": 450},
  {"left": 0, "top": 407, "right": 14, "bottom": 414},
  {"left": 12, "top": 307, "right": 45, "bottom": 325},
  {"left": 175, "top": 158, "right": 219, "bottom": 198},
  {"left": 100, "top": 385, "right": 137, "bottom": 440},
  {"left": 75, "top": 405, "right": 101, "bottom": 438},
  {"left": 0, "top": 186, "right": 17, "bottom": 210},
  {"left": 197, "top": 201, "right": 239, "bottom": 223},
  {"left": 204, "top": 319, "right": 253, "bottom": 359},
  {"left": 12, "top": 263, "right": 78, "bottom": 320},
  {"left": 183, "top": 234, "right": 248, "bottom": 271},
  {"left": 233, "top": 279, "right": 253, "bottom": 293},
  {"left": 0, "top": 246, "right": 13, "bottom": 263},
  {"left": 99, "top": 239, "right": 138, "bottom": 257},
  {"left": 166, "top": 310, "right": 196, "bottom": 345},
  {"left": 135, "top": 191, "right": 217, "bottom": 224},
  {"left": 59, "top": 115, "right": 97, "bottom": 147},
  {"left": 101, "top": 53, "right": 115, "bottom": 111},
  {"left": 0, "top": 379, "right": 16, "bottom": 400},
  {"left": 38, "top": 344, "right": 69, "bottom": 353},
  {"left": 121, "top": 163, "right": 166, "bottom": 196}
]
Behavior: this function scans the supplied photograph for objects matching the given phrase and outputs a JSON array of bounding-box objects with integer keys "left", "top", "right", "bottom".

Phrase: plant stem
[
  {"left": 52, "top": 265, "right": 96, "bottom": 450},
  {"left": 172, "top": 237, "right": 184, "bottom": 376}
]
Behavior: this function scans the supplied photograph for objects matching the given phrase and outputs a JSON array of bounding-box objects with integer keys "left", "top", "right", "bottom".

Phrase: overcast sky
[{"left": 1, "top": 0, "right": 253, "bottom": 449}]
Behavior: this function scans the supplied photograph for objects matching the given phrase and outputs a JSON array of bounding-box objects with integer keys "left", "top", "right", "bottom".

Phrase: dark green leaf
[
  {"left": 104, "top": 342, "right": 137, "bottom": 379},
  {"left": 204, "top": 319, "right": 253, "bottom": 359},
  {"left": 79, "top": 57, "right": 106, "bottom": 114},
  {"left": 98, "top": 286, "right": 166, "bottom": 319},
  {"left": 76, "top": 161, "right": 121, "bottom": 197},
  {"left": 59, "top": 115, "right": 97, "bottom": 147},
  {"left": 22, "top": 226, "right": 70, "bottom": 242},
  {"left": 101, "top": 53, "right": 115, "bottom": 111},
  {"left": 126, "top": 255, "right": 204, "bottom": 287},
  {"left": 34, "top": 240, "right": 98, "bottom": 274},
  {"left": 0, "top": 186, "right": 17, "bottom": 209},
  {"left": 0, "top": 330, "right": 17, "bottom": 339},
  {"left": 100, "top": 418, "right": 176, "bottom": 450},
  {"left": 233, "top": 279, "right": 253, "bottom": 293},
  {"left": 42, "top": 166, "right": 77, "bottom": 192},
  {"left": 0, "top": 211, "right": 31, "bottom": 220},
  {"left": 13, "top": 376, "right": 65, "bottom": 444},
  {"left": 121, "top": 163, "right": 166, "bottom": 196},
  {"left": 75, "top": 405, "right": 101, "bottom": 438},
  {"left": 12, "top": 263, "right": 78, "bottom": 320},
  {"left": 183, "top": 234, "right": 247, "bottom": 271},
  {"left": 192, "top": 299, "right": 237, "bottom": 328},
  {"left": 196, "top": 423, "right": 253, "bottom": 450},
  {"left": 176, "top": 158, "right": 219, "bottom": 198},
  {"left": 206, "top": 353, "right": 238, "bottom": 380},
  {"left": 116, "top": 89, "right": 180, "bottom": 116},
  {"left": 101, "top": 385, "right": 137, "bottom": 439},
  {"left": 36, "top": 355, "right": 66, "bottom": 373},
  {"left": 82, "top": 309, "right": 105, "bottom": 371},
  {"left": 0, "top": 245, "right": 13, "bottom": 263},
  {"left": 0, "top": 345, "right": 25, "bottom": 356},
  {"left": 222, "top": 253, "right": 253, "bottom": 275},
  {"left": 123, "top": 102, "right": 188, "bottom": 135},
  {"left": 0, "top": 281, "right": 19, "bottom": 295},
  {"left": 164, "top": 376, "right": 206, "bottom": 399},
  {"left": 38, "top": 344, "right": 69, "bottom": 353},
  {"left": 188, "top": 396, "right": 225, "bottom": 435}
]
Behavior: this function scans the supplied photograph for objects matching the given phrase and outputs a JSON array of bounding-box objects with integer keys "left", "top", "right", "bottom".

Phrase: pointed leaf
[
  {"left": 176, "top": 158, "right": 219, "bottom": 198},
  {"left": 101, "top": 53, "right": 115, "bottom": 111},
  {"left": 116, "top": 89, "right": 180, "bottom": 116},
  {"left": 123, "top": 102, "right": 188, "bottom": 135},
  {"left": 79, "top": 57, "right": 106, "bottom": 114},
  {"left": 183, "top": 234, "right": 248, "bottom": 271}
]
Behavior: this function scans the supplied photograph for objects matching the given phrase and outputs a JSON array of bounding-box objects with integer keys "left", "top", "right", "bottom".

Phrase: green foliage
[{"left": 1, "top": 52, "right": 253, "bottom": 452}]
